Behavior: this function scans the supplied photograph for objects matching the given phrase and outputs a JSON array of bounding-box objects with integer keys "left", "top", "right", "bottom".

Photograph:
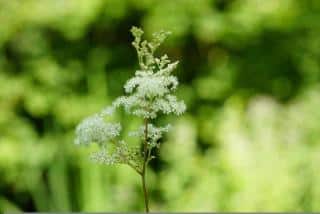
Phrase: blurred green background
[{"left": 1, "top": 0, "right": 320, "bottom": 212}]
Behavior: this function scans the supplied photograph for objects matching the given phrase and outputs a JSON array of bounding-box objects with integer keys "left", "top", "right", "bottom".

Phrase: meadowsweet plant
[{"left": 74, "top": 26, "right": 186, "bottom": 212}]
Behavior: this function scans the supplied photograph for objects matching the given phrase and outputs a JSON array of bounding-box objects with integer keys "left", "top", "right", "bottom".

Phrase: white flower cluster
[
  {"left": 113, "top": 27, "right": 186, "bottom": 119},
  {"left": 129, "top": 124, "right": 171, "bottom": 147},
  {"left": 90, "top": 140, "right": 141, "bottom": 173},
  {"left": 74, "top": 114, "right": 121, "bottom": 146},
  {"left": 74, "top": 27, "right": 186, "bottom": 172}
]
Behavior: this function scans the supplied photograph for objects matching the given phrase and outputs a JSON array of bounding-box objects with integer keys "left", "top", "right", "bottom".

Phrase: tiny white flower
[{"left": 100, "top": 106, "right": 115, "bottom": 116}]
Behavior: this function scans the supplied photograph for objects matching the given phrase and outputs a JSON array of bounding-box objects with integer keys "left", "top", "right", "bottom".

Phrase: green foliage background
[{"left": 1, "top": 0, "right": 320, "bottom": 212}]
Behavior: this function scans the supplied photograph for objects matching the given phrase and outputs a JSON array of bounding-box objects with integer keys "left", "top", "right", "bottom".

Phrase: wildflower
[{"left": 74, "top": 26, "right": 186, "bottom": 212}]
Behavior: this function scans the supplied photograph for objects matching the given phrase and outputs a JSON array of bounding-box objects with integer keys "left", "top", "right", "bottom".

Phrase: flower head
[
  {"left": 74, "top": 114, "right": 121, "bottom": 146},
  {"left": 113, "top": 27, "right": 186, "bottom": 119}
]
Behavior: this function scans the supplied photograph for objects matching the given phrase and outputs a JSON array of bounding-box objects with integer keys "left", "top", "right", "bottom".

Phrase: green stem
[
  {"left": 141, "top": 119, "right": 150, "bottom": 212},
  {"left": 141, "top": 170, "right": 149, "bottom": 213}
]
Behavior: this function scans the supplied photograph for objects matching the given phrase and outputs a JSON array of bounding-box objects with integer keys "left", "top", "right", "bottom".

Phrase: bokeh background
[{"left": 1, "top": 0, "right": 320, "bottom": 212}]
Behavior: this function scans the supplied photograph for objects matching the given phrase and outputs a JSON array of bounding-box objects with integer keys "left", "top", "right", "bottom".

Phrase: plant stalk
[
  {"left": 141, "top": 170, "right": 149, "bottom": 212},
  {"left": 141, "top": 119, "right": 150, "bottom": 212}
]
